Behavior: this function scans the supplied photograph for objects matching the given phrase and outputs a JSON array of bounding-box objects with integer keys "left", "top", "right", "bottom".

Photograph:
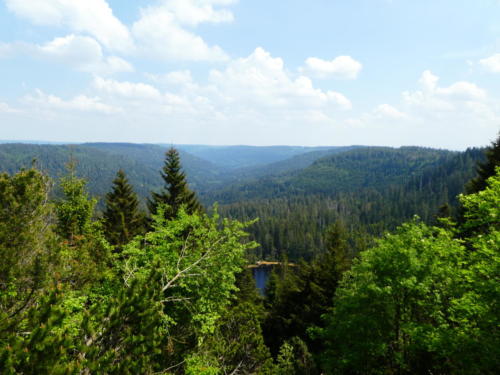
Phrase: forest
[{"left": 0, "top": 136, "right": 499, "bottom": 374}]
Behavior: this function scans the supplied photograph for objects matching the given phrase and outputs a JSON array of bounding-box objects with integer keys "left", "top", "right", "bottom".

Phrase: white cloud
[
  {"left": 0, "top": 35, "right": 134, "bottom": 75},
  {"left": 405, "top": 70, "right": 487, "bottom": 110},
  {"left": 24, "top": 48, "right": 352, "bottom": 145},
  {"left": 132, "top": 12, "right": 227, "bottom": 62},
  {"left": 479, "top": 53, "right": 500, "bottom": 73},
  {"left": 343, "top": 70, "right": 498, "bottom": 149},
  {"left": 374, "top": 104, "right": 407, "bottom": 119},
  {"left": 37, "top": 35, "right": 134, "bottom": 74},
  {"left": 302, "top": 56, "right": 362, "bottom": 79},
  {"left": 131, "top": 0, "right": 233, "bottom": 61},
  {"left": 25, "top": 89, "right": 119, "bottom": 113},
  {"left": 5, "top": 0, "right": 133, "bottom": 52},
  {"left": 419, "top": 70, "right": 439, "bottom": 91},
  {"left": 208, "top": 47, "right": 352, "bottom": 110},
  {"left": 159, "top": 0, "right": 237, "bottom": 26},
  {"left": 92, "top": 77, "right": 162, "bottom": 100},
  {"left": 147, "top": 70, "right": 195, "bottom": 86},
  {"left": 0, "top": 102, "right": 19, "bottom": 113}
]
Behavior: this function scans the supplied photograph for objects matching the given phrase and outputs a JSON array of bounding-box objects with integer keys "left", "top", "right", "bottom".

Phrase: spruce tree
[
  {"left": 148, "top": 147, "right": 202, "bottom": 219},
  {"left": 103, "top": 169, "right": 144, "bottom": 248},
  {"left": 466, "top": 133, "right": 500, "bottom": 193}
]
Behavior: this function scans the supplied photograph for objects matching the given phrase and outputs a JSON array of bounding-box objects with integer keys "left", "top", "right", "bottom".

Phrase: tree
[
  {"left": 148, "top": 147, "right": 202, "bottom": 219},
  {"left": 320, "top": 170, "right": 500, "bottom": 375},
  {"left": 102, "top": 170, "right": 145, "bottom": 249},
  {"left": 120, "top": 205, "right": 256, "bottom": 372},
  {"left": 190, "top": 270, "right": 275, "bottom": 374},
  {"left": 466, "top": 133, "right": 500, "bottom": 193},
  {"left": 55, "top": 168, "right": 111, "bottom": 288},
  {"left": 0, "top": 168, "right": 57, "bottom": 337}
]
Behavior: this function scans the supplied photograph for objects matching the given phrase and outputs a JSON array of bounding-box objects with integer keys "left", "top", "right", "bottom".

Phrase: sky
[{"left": 0, "top": 0, "right": 499, "bottom": 149}]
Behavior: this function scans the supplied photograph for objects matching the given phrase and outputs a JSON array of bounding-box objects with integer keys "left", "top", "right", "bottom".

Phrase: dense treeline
[
  {"left": 218, "top": 148, "right": 485, "bottom": 259},
  {"left": 0, "top": 138, "right": 498, "bottom": 374}
]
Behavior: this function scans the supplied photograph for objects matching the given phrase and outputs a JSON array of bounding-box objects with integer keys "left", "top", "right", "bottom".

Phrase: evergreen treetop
[
  {"left": 148, "top": 147, "right": 202, "bottom": 219},
  {"left": 103, "top": 169, "right": 144, "bottom": 248},
  {"left": 467, "top": 133, "right": 500, "bottom": 193}
]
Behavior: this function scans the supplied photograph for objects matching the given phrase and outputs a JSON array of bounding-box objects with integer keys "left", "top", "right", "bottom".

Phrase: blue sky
[{"left": 0, "top": 0, "right": 499, "bottom": 149}]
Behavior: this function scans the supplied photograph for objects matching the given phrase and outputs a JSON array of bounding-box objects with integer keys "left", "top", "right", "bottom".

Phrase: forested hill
[
  {"left": 172, "top": 144, "right": 346, "bottom": 169},
  {"left": 0, "top": 143, "right": 224, "bottom": 199},
  {"left": 210, "top": 147, "right": 485, "bottom": 260},
  {"left": 204, "top": 146, "right": 484, "bottom": 203},
  {"left": 0, "top": 143, "right": 356, "bottom": 197}
]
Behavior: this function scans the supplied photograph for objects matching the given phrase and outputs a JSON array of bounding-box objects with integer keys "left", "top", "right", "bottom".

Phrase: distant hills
[
  {"left": 0, "top": 142, "right": 355, "bottom": 199},
  {"left": 0, "top": 141, "right": 486, "bottom": 259}
]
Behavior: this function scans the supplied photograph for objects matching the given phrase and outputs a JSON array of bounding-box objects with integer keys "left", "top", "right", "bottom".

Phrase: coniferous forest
[{"left": 0, "top": 135, "right": 499, "bottom": 374}]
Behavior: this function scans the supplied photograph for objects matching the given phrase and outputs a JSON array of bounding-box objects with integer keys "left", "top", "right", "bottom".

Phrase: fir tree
[
  {"left": 467, "top": 133, "right": 500, "bottom": 193},
  {"left": 148, "top": 147, "right": 202, "bottom": 219},
  {"left": 103, "top": 170, "right": 144, "bottom": 248}
]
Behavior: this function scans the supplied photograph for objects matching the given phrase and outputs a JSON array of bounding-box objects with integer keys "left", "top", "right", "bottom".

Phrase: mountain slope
[{"left": 175, "top": 145, "right": 340, "bottom": 169}]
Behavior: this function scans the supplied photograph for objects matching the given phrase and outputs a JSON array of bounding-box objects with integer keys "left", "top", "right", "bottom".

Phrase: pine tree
[
  {"left": 466, "top": 133, "right": 500, "bottom": 193},
  {"left": 103, "top": 169, "right": 144, "bottom": 248},
  {"left": 148, "top": 147, "right": 202, "bottom": 219}
]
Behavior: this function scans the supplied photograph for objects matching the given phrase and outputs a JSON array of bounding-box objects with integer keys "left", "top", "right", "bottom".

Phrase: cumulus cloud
[
  {"left": 344, "top": 70, "right": 498, "bottom": 149},
  {"left": 0, "top": 35, "right": 133, "bottom": 75},
  {"left": 93, "top": 77, "right": 162, "bottom": 100},
  {"left": 374, "top": 104, "right": 407, "bottom": 119},
  {"left": 302, "top": 56, "right": 362, "bottom": 79},
  {"left": 38, "top": 35, "right": 134, "bottom": 74},
  {"left": 24, "top": 47, "right": 352, "bottom": 144},
  {"left": 208, "top": 47, "right": 352, "bottom": 110},
  {"left": 131, "top": 0, "right": 233, "bottom": 62},
  {"left": 4, "top": 0, "right": 238, "bottom": 62},
  {"left": 479, "top": 53, "right": 500, "bottom": 73},
  {"left": 24, "top": 89, "right": 119, "bottom": 113},
  {"left": 404, "top": 70, "right": 487, "bottom": 111},
  {"left": 5, "top": 0, "right": 133, "bottom": 52}
]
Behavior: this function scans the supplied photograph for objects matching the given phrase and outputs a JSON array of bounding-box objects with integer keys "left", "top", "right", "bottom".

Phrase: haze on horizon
[{"left": 1, "top": 0, "right": 499, "bottom": 150}]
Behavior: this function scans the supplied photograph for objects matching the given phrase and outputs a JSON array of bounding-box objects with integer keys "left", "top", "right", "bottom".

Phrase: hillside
[
  {"left": 0, "top": 143, "right": 224, "bottom": 201},
  {"left": 175, "top": 144, "right": 339, "bottom": 169},
  {"left": 211, "top": 147, "right": 485, "bottom": 259}
]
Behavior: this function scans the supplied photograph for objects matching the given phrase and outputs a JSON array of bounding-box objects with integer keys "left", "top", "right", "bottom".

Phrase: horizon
[{"left": 0, "top": 138, "right": 478, "bottom": 152}]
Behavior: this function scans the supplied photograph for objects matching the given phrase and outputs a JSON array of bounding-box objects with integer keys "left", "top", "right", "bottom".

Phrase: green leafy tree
[
  {"left": 321, "top": 170, "right": 500, "bottom": 375},
  {"left": 192, "top": 270, "right": 275, "bottom": 374},
  {"left": 148, "top": 147, "right": 202, "bottom": 219},
  {"left": 120, "top": 205, "right": 255, "bottom": 371},
  {"left": 102, "top": 169, "right": 145, "bottom": 249},
  {"left": 55, "top": 168, "right": 111, "bottom": 288}
]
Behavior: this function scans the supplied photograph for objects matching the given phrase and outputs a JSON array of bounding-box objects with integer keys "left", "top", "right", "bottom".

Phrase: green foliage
[
  {"left": 75, "top": 272, "right": 167, "bottom": 374},
  {"left": 217, "top": 148, "right": 484, "bottom": 260},
  {"left": 0, "top": 286, "right": 74, "bottom": 375},
  {"left": 460, "top": 166, "right": 500, "bottom": 234},
  {"left": 0, "top": 168, "right": 57, "bottom": 336},
  {"left": 102, "top": 169, "right": 145, "bottom": 248},
  {"left": 466, "top": 133, "right": 500, "bottom": 193},
  {"left": 262, "top": 221, "right": 352, "bottom": 364},
  {"left": 123, "top": 206, "right": 252, "bottom": 338},
  {"left": 321, "top": 171, "right": 500, "bottom": 374},
  {"left": 192, "top": 270, "right": 274, "bottom": 375},
  {"left": 148, "top": 147, "right": 203, "bottom": 219},
  {"left": 55, "top": 168, "right": 111, "bottom": 288}
]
